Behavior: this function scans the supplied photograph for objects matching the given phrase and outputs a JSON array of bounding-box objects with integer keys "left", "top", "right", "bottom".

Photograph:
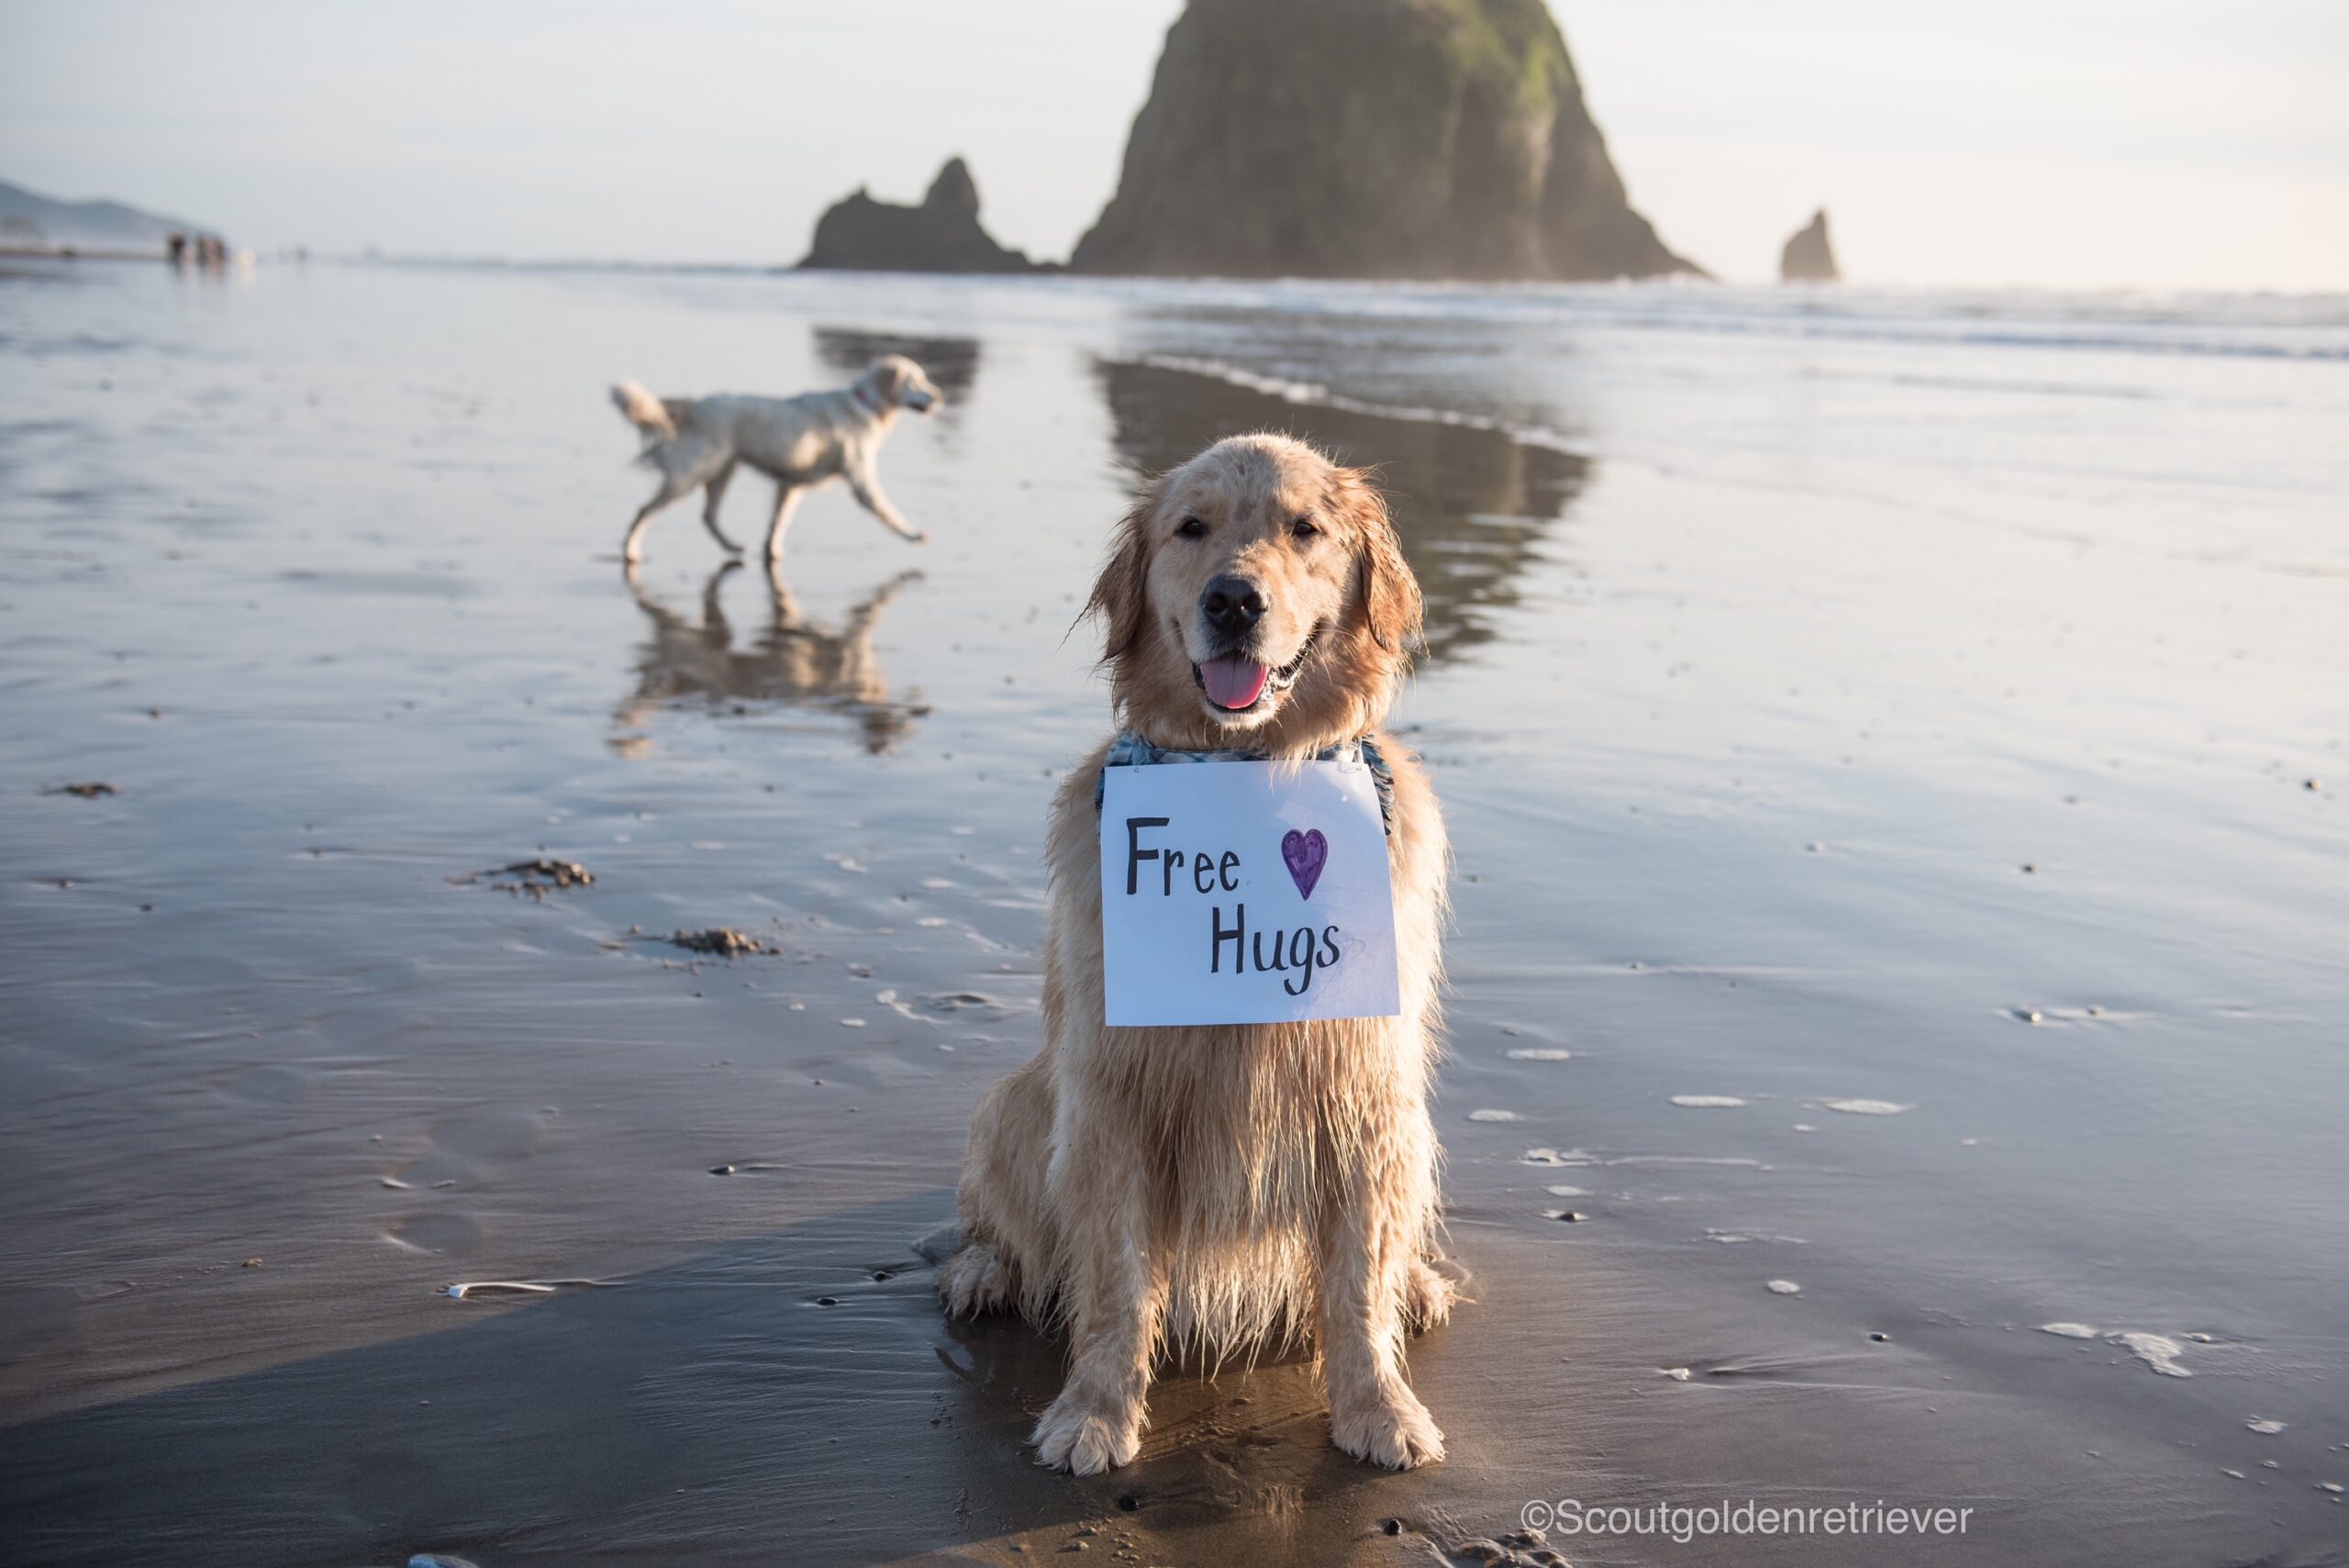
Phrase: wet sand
[{"left": 2, "top": 262, "right": 2345, "bottom": 1565}]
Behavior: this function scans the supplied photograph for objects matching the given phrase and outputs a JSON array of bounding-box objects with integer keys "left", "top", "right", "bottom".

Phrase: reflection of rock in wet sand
[
  {"left": 619, "top": 562, "right": 927, "bottom": 752},
  {"left": 1094, "top": 359, "right": 1586, "bottom": 660},
  {"left": 813, "top": 327, "right": 980, "bottom": 407}
]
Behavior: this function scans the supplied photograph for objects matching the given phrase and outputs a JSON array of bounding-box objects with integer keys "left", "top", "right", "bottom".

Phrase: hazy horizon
[{"left": 3, "top": 0, "right": 2343, "bottom": 291}]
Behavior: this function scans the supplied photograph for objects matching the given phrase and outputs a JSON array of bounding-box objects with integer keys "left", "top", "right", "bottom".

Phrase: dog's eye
[
  {"left": 1289, "top": 516, "right": 1320, "bottom": 541},
  {"left": 1174, "top": 516, "right": 1208, "bottom": 540}
]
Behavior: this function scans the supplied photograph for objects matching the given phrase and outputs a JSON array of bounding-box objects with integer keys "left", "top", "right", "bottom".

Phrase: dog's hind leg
[
  {"left": 763, "top": 482, "right": 805, "bottom": 563},
  {"left": 1402, "top": 1256, "right": 1459, "bottom": 1331},
  {"left": 623, "top": 473, "right": 694, "bottom": 565},
  {"left": 698, "top": 462, "right": 743, "bottom": 555},
  {"left": 939, "top": 1241, "right": 1016, "bottom": 1317},
  {"left": 941, "top": 1061, "right": 1055, "bottom": 1322}
]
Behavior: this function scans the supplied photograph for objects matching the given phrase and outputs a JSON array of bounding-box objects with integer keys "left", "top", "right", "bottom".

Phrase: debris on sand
[
  {"left": 920, "top": 990, "right": 1011, "bottom": 1018},
  {"left": 44, "top": 782, "right": 118, "bottom": 798},
  {"left": 2037, "top": 1321, "right": 2196, "bottom": 1377},
  {"left": 440, "top": 1277, "right": 613, "bottom": 1301},
  {"left": 496, "top": 858, "right": 593, "bottom": 887},
  {"left": 449, "top": 858, "right": 596, "bottom": 898},
  {"left": 669, "top": 928, "right": 776, "bottom": 958}
]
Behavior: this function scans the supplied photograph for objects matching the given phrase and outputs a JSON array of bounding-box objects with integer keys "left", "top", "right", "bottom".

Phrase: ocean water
[{"left": 1, "top": 259, "right": 2344, "bottom": 1565}]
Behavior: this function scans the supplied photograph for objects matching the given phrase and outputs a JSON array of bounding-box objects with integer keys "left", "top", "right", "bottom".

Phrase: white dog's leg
[
  {"left": 847, "top": 467, "right": 928, "bottom": 544},
  {"left": 698, "top": 462, "right": 743, "bottom": 555},
  {"left": 1317, "top": 1122, "right": 1446, "bottom": 1470},
  {"left": 1031, "top": 1132, "right": 1161, "bottom": 1474},
  {"left": 623, "top": 473, "right": 694, "bottom": 565},
  {"left": 763, "top": 484, "right": 805, "bottom": 563}
]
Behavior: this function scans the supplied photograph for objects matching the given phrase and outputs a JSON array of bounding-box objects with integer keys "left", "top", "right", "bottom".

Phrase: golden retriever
[
  {"left": 609, "top": 355, "right": 941, "bottom": 566},
  {"left": 940, "top": 433, "right": 1453, "bottom": 1474}
]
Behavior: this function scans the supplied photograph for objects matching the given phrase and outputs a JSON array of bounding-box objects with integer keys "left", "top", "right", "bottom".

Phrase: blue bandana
[{"left": 1094, "top": 730, "right": 1396, "bottom": 835}]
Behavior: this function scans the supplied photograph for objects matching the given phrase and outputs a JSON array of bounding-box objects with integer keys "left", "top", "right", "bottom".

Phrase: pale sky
[{"left": 3, "top": 0, "right": 2343, "bottom": 290}]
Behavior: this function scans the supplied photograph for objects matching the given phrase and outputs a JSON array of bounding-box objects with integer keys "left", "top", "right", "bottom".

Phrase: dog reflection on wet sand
[{"left": 618, "top": 562, "right": 926, "bottom": 753}]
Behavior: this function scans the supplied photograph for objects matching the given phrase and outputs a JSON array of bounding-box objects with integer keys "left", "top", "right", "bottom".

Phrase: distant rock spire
[
  {"left": 922, "top": 158, "right": 982, "bottom": 221},
  {"left": 798, "top": 157, "right": 1036, "bottom": 273},
  {"left": 1781, "top": 208, "right": 1839, "bottom": 283}
]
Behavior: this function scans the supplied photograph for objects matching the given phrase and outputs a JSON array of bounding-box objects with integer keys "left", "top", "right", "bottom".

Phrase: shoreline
[{"left": 2, "top": 259, "right": 2342, "bottom": 1565}]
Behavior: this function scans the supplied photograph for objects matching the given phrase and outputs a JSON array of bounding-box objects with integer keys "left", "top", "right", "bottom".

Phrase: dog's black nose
[{"left": 1200, "top": 575, "right": 1267, "bottom": 639}]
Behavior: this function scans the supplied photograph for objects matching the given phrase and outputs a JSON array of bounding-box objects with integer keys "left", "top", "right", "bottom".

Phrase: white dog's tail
[{"left": 610, "top": 378, "right": 677, "bottom": 442}]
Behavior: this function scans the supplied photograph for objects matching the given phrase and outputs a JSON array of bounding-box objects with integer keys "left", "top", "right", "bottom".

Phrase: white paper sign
[{"left": 1099, "top": 759, "right": 1400, "bottom": 1026}]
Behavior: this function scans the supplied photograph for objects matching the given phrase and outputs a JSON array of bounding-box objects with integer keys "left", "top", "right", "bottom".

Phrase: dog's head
[
  {"left": 1085, "top": 434, "right": 1421, "bottom": 750},
  {"left": 857, "top": 355, "right": 941, "bottom": 416}
]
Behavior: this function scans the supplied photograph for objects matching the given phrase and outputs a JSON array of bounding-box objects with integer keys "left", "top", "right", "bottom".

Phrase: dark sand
[{"left": 2, "top": 262, "right": 2345, "bottom": 1565}]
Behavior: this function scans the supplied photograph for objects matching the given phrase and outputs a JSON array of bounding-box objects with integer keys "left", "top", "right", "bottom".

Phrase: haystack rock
[
  {"left": 798, "top": 158, "right": 1037, "bottom": 273},
  {"left": 1070, "top": 0, "right": 1697, "bottom": 281},
  {"left": 1780, "top": 208, "right": 1839, "bottom": 282}
]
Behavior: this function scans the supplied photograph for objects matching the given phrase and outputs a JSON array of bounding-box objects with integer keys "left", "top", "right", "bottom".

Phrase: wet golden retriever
[{"left": 940, "top": 433, "right": 1453, "bottom": 1474}]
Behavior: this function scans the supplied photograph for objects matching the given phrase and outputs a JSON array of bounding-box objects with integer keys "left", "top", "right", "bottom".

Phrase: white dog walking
[{"left": 610, "top": 355, "right": 941, "bottom": 565}]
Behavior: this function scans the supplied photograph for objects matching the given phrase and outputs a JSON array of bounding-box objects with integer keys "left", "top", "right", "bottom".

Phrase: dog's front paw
[
  {"left": 1030, "top": 1390, "right": 1141, "bottom": 1475},
  {"left": 1330, "top": 1385, "right": 1445, "bottom": 1471}
]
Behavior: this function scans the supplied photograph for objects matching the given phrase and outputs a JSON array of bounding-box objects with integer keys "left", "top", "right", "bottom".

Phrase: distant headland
[{"left": 0, "top": 177, "right": 239, "bottom": 267}]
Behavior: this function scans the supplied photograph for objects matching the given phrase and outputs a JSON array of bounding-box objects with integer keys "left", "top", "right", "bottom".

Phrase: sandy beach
[{"left": 3, "top": 260, "right": 2345, "bottom": 1565}]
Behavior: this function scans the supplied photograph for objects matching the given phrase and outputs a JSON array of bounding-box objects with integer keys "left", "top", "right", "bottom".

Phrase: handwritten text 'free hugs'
[{"left": 1098, "top": 760, "right": 1401, "bottom": 1027}]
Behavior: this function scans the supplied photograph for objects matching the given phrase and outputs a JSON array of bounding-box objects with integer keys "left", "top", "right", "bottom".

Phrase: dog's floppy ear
[
  {"left": 1085, "top": 473, "right": 1164, "bottom": 670},
  {"left": 1338, "top": 466, "right": 1421, "bottom": 653}
]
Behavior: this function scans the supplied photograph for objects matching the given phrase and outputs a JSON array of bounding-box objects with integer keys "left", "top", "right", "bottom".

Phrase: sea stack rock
[
  {"left": 1780, "top": 208, "right": 1839, "bottom": 282},
  {"left": 798, "top": 157, "right": 1036, "bottom": 273},
  {"left": 1069, "top": 0, "right": 1697, "bottom": 281}
]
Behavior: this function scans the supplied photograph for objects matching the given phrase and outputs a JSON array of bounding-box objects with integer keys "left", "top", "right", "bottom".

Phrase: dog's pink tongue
[{"left": 1199, "top": 655, "right": 1269, "bottom": 711}]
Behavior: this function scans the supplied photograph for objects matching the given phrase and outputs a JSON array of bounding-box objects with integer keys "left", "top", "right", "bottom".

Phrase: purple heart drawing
[{"left": 1281, "top": 828, "right": 1329, "bottom": 900}]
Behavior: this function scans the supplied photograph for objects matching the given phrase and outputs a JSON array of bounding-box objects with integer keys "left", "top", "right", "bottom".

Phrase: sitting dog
[
  {"left": 940, "top": 433, "right": 1454, "bottom": 1474},
  {"left": 609, "top": 355, "right": 941, "bottom": 565}
]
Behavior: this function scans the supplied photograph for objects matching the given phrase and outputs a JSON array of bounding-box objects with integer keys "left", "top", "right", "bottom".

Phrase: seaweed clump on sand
[
  {"left": 669, "top": 928, "right": 778, "bottom": 958},
  {"left": 450, "top": 858, "right": 596, "bottom": 899}
]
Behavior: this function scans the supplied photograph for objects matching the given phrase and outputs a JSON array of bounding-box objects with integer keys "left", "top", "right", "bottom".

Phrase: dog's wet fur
[{"left": 941, "top": 433, "right": 1456, "bottom": 1474}]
